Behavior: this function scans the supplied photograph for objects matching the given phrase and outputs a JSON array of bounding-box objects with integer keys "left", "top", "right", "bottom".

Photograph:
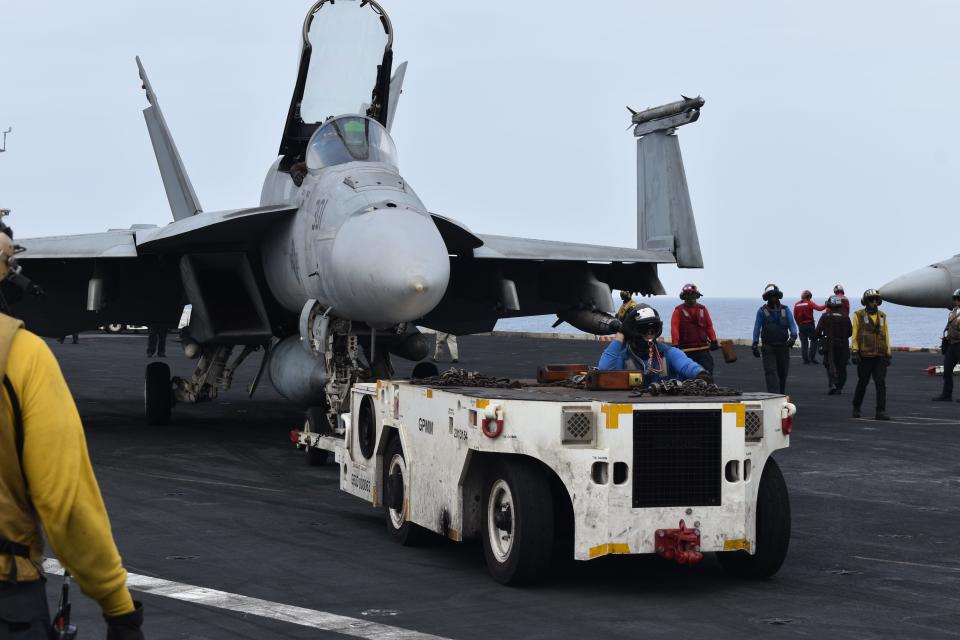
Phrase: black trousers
[
  {"left": 853, "top": 356, "right": 887, "bottom": 412},
  {"left": 761, "top": 345, "right": 790, "bottom": 394},
  {"left": 147, "top": 327, "right": 167, "bottom": 356},
  {"left": 942, "top": 342, "right": 960, "bottom": 398},
  {"left": 685, "top": 349, "right": 715, "bottom": 375},
  {"left": 824, "top": 344, "right": 849, "bottom": 391},
  {"left": 798, "top": 323, "right": 818, "bottom": 363},
  {"left": 0, "top": 579, "right": 50, "bottom": 639}
]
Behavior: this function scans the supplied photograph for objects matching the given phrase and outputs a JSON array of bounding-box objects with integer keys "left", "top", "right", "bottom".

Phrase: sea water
[{"left": 494, "top": 297, "right": 950, "bottom": 349}]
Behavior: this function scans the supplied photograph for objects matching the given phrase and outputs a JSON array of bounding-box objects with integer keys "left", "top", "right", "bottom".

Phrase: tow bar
[{"left": 655, "top": 520, "right": 703, "bottom": 565}]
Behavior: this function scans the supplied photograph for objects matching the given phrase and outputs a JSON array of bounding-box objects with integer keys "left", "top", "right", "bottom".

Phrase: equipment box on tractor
[{"left": 294, "top": 379, "right": 795, "bottom": 585}]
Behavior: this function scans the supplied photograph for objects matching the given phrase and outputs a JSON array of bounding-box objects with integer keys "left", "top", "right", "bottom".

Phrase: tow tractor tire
[
  {"left": 482, "top": 458, "right": 554, "bottom": 585},
  {"left": 144, "top": 362, "right": 172, "bottom": 426},
  {"left": 304, "top": 407, "right": 330, "bottom": 467},
  {"left": 718, "top": 456, "right": 791, "bottom": 579},
  {"left": 105, "top": 323, "right": 125, "bottom": 334},
  {"left": 383, "top": 435, "right": 429, "bottom": 546}
]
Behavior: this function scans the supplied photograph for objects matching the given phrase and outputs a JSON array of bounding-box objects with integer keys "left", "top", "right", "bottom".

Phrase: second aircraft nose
[{"left": 329, "top": 208, "right": 450, "bottom": 326}]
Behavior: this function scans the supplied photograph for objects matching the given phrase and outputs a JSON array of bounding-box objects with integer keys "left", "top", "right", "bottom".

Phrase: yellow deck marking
[
  {"left": 723, "top": 403, "right": 745, "bottom": 428},
  {"left": 601, "top": 404, "right": 633, "bottom": 429},
  {"left": 426, "top": 389, "right": 433, "bottom": 399},
  {"left": 589, "top": 543, "right": 631, "bottom": 559},
  {"left": 723, "top": 538, "right": 751, "bottom": 551}
]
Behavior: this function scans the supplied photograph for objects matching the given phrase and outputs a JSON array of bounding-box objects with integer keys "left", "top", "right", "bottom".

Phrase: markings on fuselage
[
  {"left": 44, "top": 559, "right": 449, "bottom": 640},
  {"left": 312, "top": 198, "right": 328, "bottom": 231}
]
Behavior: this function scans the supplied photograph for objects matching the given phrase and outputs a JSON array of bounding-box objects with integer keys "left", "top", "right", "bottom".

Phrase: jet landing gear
[
  {"left": 143, "top": 343, "right": 263, "bottom": 425},
  {"left": 144, "top": 361, "right": 173, "bottom": 425}
]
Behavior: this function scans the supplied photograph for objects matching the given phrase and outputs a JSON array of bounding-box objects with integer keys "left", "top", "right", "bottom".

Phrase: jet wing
[
  {"left": 422, "top": 225, "right": 676, "bottom": 335},
  {"left": 15, "top": 205, "right": 297, "bottom": 337},
  {"left": 474, "top": 234, "right": 675, "bottom": 263}
]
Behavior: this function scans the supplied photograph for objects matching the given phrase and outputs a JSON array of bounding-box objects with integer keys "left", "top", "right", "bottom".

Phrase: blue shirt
[
  {"left": 752, "top": 304, "right": 798, "bottom": 346},
  {"left": 597, "top": 340, "right": 705, "bottom": 384}
]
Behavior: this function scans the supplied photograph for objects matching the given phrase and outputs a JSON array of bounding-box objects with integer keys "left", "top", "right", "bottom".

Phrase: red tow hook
[{"left": 655, "top": 519, "right": 703, "bottom": 565}]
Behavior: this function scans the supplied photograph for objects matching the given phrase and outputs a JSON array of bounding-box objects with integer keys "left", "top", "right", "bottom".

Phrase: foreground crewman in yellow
[{"left": 0, "top": 223, "right": 145, "bottom": 638}]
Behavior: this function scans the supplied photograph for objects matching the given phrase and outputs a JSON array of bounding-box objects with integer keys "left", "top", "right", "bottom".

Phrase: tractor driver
[{"left": 598, "top": 304, "right": 710, "bottom": 385}]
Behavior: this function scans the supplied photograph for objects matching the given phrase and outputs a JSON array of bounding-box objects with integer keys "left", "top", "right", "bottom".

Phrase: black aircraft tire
[
  {"left": 482, "top": 458, "right": 554, "bottom": 585},
  {"left": 382, "top": 436, "right": 429, "bottom": 546},
  {"left": 144, "top": 362, "right": 172, "bottom": 426},
  {"left": 718, "top": 456, "right": 791, "bottom": 579},
  {"left": 304, "top": 407, "right": 330, "bottom": 466}
]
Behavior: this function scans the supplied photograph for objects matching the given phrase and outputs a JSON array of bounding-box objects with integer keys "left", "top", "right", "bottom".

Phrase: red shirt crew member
[{"left": 670, "top": 283, "right": 719, "bottom": 375}]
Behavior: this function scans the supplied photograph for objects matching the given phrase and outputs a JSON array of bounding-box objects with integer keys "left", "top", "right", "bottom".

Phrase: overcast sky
[{"left": 1, "top": 0, "right": 957, "bottom": 298}]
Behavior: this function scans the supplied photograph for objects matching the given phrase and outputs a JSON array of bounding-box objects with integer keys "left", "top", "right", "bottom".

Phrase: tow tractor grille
[{"left": 632, "top": 410, "right": 722, "bottom": 508}]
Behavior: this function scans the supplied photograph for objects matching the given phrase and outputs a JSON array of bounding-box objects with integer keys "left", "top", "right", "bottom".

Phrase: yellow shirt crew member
[
  {"left": 0, "top": 314, "right": 144, "bottom": 636},
  {"left": 850, "top": 289, "right": 891, "bottom": 420}
]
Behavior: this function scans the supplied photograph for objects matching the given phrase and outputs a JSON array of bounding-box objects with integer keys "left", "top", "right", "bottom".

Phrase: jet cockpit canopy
[
  {"left": 280, "top": 0, "right": 394, "bottom": 162},
  {"left": 306, "top": 115, "right": 398, "bottom": 171}
]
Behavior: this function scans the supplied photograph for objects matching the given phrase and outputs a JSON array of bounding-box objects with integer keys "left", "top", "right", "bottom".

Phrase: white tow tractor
[{"left": 294, "top": 380, "right": 795, "bottom": 584}]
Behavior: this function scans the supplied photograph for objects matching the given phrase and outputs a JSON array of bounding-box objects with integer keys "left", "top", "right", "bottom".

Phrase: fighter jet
[
  {"left": 16, "top": 0, "right": 705, "bottom": 426},
  {"left": 881, "top": 256, "right": 960, "bottom": 309}
]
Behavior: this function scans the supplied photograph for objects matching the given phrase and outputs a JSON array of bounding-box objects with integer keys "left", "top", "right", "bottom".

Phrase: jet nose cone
[
  {"left": 881, "top": 264, "right": 951, "bottom": 308},
  {"left": 330, "top": 209, "right": 450, "bottom": 325}
]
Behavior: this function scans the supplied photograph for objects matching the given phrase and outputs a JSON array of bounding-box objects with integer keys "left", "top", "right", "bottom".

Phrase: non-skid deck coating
[{"left": 40, "top": 333, "right": 960, "bottom": 639}]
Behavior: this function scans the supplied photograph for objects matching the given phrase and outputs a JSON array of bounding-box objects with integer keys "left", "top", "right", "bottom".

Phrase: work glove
[
  {"left": 695, "top": 371, "right": 713, "bottom": 383},
  {"left": 105, "top": 601, "right": 145, "bottom": 640},
  {"left": 851, "top": 352, "right": 860, "bottom": 365},
  {"left": 786, "top": 336, "right": 797, "bottom": 348},
  {"left": 884, "top": 355, "right": 892, "bottom": 367},
  {"left": 709, "top": 340, "right": 719, "bottom": 351},
  {"left": 751, "top": 344, "right": 761, "bottom": 358}
]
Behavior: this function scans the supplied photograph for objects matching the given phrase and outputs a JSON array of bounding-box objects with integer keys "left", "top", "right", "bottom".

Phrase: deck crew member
[
  {"left": 670, "top": 283, "right": 719, "bottom": 375},
  {"left": 794, "top": 290, "right": 826, "bottom": 364},
  {"left": 752, "top": 284, "right": 798, "bottom": 394},
  {"left": 831, "top": 284, "right": 851, "bottom": 316},
  {"left": 433, "top": 332, "right": 459, "bottom": 363},
  {"left": 0, "top": 225, "right": 145, "bottom": 639},
  {"left": 816, "top": 295, "right": 852, "bottom": 395},
  {"left": 615, "top": 290, "right": 638, "bottom": 321},
  {"left": 851, "top": 289, "right": 891, "bottom": 420},
  {"left": 598, "top": 304, "right": 708, "bottom": 385},
  {"left": 932, "top": 288, "right": 960, "bottom": 402}
]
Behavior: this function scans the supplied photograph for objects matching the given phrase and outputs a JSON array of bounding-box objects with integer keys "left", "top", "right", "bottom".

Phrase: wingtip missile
[{"left": 630, "top": 95, "right": 705, "bottom": 126}]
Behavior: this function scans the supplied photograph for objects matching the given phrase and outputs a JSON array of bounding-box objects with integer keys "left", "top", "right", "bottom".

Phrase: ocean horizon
[{"left": 494, "top": 296, "right": 949, "bottom": 349}]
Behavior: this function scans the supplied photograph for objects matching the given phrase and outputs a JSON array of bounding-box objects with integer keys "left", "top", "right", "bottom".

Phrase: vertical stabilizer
[
  {"left": 633, "top": 96, "right": 704, "bottom": 268},
  {"left": 136, "top": 57, "right": 202, "bottom": 221}
]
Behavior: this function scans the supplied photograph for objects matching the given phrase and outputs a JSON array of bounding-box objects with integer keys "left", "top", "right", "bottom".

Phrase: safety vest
[
  {"left": 946, "top": 307, "right": 960, "bottom": 344},
  {"left": 623, "top": 342, "right": 672, "bottom": 383},
  {"left": 0, "top": 314, "right": 42, "bottom": 583},
  {"left": 674, "top": 303, "right": 710, "bottom": 348},
  {"left": 854, "top": 309, "right": 888, "bottom": 357},
  {"left": 760, "top": 305, "right": 790, "bottom": 346}
]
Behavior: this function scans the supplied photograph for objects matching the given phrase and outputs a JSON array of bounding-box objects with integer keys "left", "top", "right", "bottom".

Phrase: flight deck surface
[{"left": 45, "top": 333, "right": 960, "bottom": 639}]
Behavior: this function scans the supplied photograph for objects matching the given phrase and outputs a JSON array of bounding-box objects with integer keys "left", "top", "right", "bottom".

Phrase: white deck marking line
[
  {"left": 853, "top": 556, "right": 960, "bottom": 573},
  {"left": 97, "top": 467, "right": 284, "bottom": 493},
  {"left": 44, "top": 559, "right": 449, "bottom": 640}
]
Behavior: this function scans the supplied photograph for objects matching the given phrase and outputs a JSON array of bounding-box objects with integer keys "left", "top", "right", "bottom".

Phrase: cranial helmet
[
  {"left": 861, "top": 288, "right": 882, "bottom": 306},
  {"left": 953, "top": 288, "right": 960, "bottom": 300},
  {"left": 622, "top": 303, "right": 663, "bottom": 341},
  {"left": 827, "top": 295, "right": 843, "bottom": 308},
  {"left": 762, "top": 284, "right": 783, "bottom": 301},
  {"left": 680, "top": 283, "right": 702, "bottom": 300},
  {"left": 834, "top": 284, "right": 845, "bottom": 294},
  {"left": 801, "top": 289, "right": 812, "bottom": 299}
]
